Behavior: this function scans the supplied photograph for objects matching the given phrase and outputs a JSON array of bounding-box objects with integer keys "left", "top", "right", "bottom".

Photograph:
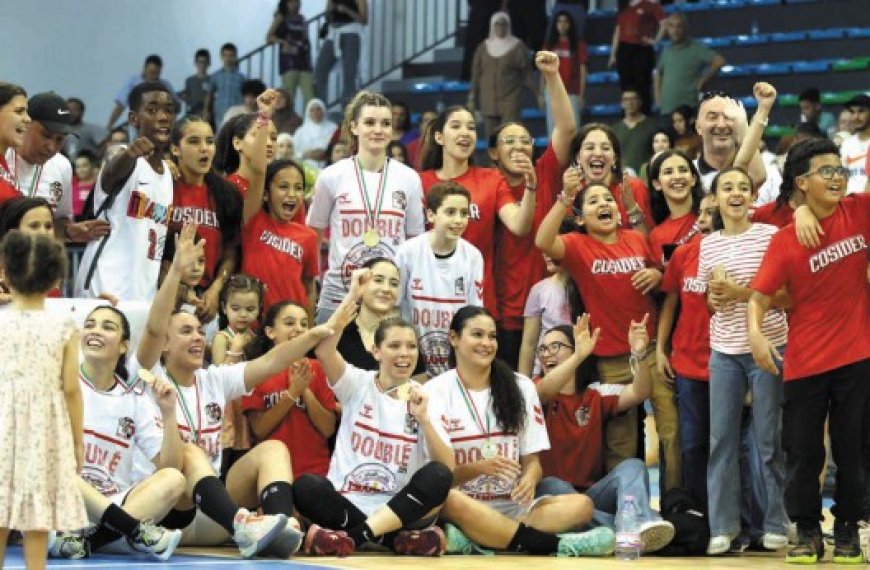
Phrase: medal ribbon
[
  {"left": 168, "top": 372, "right": 202, "bottom": 443},
  {"left": 11, "top": 151, "right": 42, "bottom": 197},
  {"left": 454, "top": 371, "right": 491, "bottom": 437},
  {"left": 352, "top": 156, "right": 390, "bottom": 236}
]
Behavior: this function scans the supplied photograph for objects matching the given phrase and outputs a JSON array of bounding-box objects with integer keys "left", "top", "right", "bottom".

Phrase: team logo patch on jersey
[
  {"left": 392, "top": 190, "right": 407, "bottom": 211},
  {"left": 344, "top": 463, "right": 398, "bottom": 494},
  {"left": 48, "top": 181, "right": 63, "bottom": 207},
  {"left": 205, "top": 402, "right": 222, "bottom": 424},
  {"left": 359, "top": 404, "right": 374, "bottom": 420},
  {"left": 411, "top": 278, "right": 423, "bottom": 291},
  {"left": 82, "top": 466, "right": 121, "bottom": 497},
  {"left": 420, "top": 330, "right": 451, "bottom": 377},
  {"left": 575, "top": 406, "right": 591, "bottom": 427},
  {"left": 337, "top": 193, "right": 351, "bottom": 205},
  {"left": 341, "top": 242, "right": 395, "bottom": 290},
  {"left": 116, "top": 416, "right": 136, "bottom": 439},
  {"left": 474, "top": 280, "right": 484, "bottom": 300},
  {"left": 463, "top": 473, "right": 512, "bottom": 498},
  {"left": 404, "top": 412, "right": 419, "bottom": 435},
  {"left": 454, "top": 277, "right": 465, "bottom": 296}
]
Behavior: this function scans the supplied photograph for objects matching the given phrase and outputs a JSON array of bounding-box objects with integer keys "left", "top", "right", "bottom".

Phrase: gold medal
[
  {"left": 395, "top": 382, "right": 413, "bottom": 401},
  {"left": 481, "top": 441, "right": 498, "bottom": 459},
  {"left": 137, "top": 368, "right": 157, "bottom": 387},
  {"left": 363, "top": 228, "right": 380, "bottom": 247}
]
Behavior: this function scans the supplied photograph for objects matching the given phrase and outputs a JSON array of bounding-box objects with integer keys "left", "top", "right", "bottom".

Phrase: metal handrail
[{"left": 237, "top": 0, "right": 467, "bottom": 109}]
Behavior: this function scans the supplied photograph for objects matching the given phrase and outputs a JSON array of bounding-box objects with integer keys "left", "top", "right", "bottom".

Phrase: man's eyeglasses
[
  {"left": 499, "top": 136, "right": 534, "bottom": 146},
  {"left": 536, "top": 341, "right": 573, "bottom": 357},
  {"left": 802, "top": 165, "right": 850, "bottom": 180}
]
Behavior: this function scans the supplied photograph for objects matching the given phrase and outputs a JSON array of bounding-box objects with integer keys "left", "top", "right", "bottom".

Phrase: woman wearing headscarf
[
  {"left": 468, "top": 11, "right": 538, "bottom": 138},
  {"left": 294, "top": 98, "right": 338, "bottom": 168}
]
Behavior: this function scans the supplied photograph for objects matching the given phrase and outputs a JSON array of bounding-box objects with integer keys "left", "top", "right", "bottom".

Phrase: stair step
[{"left": 433, "top": 47, "right": 463, "bottom": 62}]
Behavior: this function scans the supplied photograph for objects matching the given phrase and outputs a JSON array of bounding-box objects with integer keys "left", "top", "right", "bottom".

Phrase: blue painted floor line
[{"left": 3, "top": 549, "right": 339, "bottom": 569}]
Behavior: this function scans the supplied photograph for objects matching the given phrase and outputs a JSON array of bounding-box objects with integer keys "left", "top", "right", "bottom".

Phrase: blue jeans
[
  {"left": 675, "top": 375, "right": 709, "bottom": 511},
  {"left": 707, "top": 349, "right": 786, "bottom": 537},
  {"left": 536, "top": 458, "right": 657, "bottom": 530}
]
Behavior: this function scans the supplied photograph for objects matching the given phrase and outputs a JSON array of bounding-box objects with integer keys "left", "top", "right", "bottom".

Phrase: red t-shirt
[
  {"left": 495, "top": 145, "right": 564, "bottom": 330},
  {"left": 534, "top": 378, "right": 621, "bottom": 490},
  {"left": 172, "top": 180, "right": 223, "bottom": 286},
  {"left": 559, "top": 230, "right": 658, "bottom": 356},
  {"left": 659, "top": 236, "right": 709, "bottom": 380},
  {"left": 228, "top": 172, "right": 306, "bottom": 224},
  {"left": 544, "top": 38, "right": 588, "bottom": 95},
  {"left": 0, "top": 155, "right": 21, "bottom": 207},
  {"left": 420, "top": 166, "right": 515, "bottom": 318},
  {"left": 648, "top": 212, "right": 697, "bottom": 267},
  {"left": 242, "top": 210, "right": 319, "bottom": 312},
  {"left": 241, "top": 359, "right": 336, "bottom": 477},
  {"left": 750, "top": 201, "right": 793, "bottom": 229},
  {"left": 611, "top": 178, "right": 654, "bottom": 231},
  {"left": 617, "top": 0, "right": 666, "bottom": 45},
  {"left": 751, "top": 195, "right": 870, "bottom": 381}
]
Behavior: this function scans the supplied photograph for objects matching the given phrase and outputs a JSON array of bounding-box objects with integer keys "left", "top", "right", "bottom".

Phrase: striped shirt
[{"left": 698, "top": 223, "right": 787, "bottom": 354}]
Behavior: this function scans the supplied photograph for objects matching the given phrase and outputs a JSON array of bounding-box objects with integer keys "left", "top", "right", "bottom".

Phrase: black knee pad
[
  {"left": 387, "top": 461, "right": 453, "bottom": 525},
  {"left": 293, "top": 474, "right": 334, "bottom": 513}
]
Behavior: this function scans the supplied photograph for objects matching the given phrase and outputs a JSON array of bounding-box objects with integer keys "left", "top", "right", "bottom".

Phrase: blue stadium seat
[
  {"left": 411, "top": 82, "right": 439, "bottom": 93},
  {"left": 747, "top": 0, "right": 779, "bottom": 5},
  {"left": 739, "top": 95, "right": 758, "bottom": 109},
  {"left": 790, "top": 60, "right": 831, "bottom": 74},
  {"left": 589, "top": 44, "right": 611, "bottom": 57},
  {"left": 587, "top": 71, "right": 619, "bottom": 85},
  {"left": 784, "top": 0, "right": 817, "bottom": 3},
  {"left": 520, "top": 108, "right": 545, "bottom": 120},
  {"left": 710, "top": 0, "right": 746, "bottom": 8},
  {"left": 846, "top": 28, "right": 870, "bottom": 39},
  {"left": 753, "top": 62, "right": 791, "bottom": 75},
  {"left": 807, "top": 28, "right": 847, "bottom": 40},
  {"left": 587, "top": 8, "right": 617, "bottom": 18},
  {"left": 698, "top": 36, "right": 733, "bottom": 47},
  {"left": 589, "top": 104, "right": 622, "bottom": 117},
  {"left": 441, "top": 81, "right": 470, "bottom": 93},
  {"left": 679, "top": 1, "right": 712, "bottom": 11},
  {"left": 719, "top": 64, "right": 752, "bottom": 77},
  {"left": 534, "top": 137, "right": 549, "bottom": 148},
  {"left": 733, "top": 33, "right": 769, "bottom": 45},
  {"left": 475, "top": 140, "right": 487, "bottom": 151},
  {"left": 769, "top": 31, "right": 808, "bottom": 42}
]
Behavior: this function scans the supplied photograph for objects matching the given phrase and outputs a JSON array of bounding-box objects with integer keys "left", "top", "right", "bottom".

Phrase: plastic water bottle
[{"left": 615, "top": 495, "right": 642, "bottom": 560}]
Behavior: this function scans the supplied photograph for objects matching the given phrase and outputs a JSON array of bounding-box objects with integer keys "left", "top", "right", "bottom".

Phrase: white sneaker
[
  {"left": 232, "top": 508, "right": 288, "bottom": 559},
  {"left": 761, "top": 532, "right": 789, "bottom": 551},
  {"left": 787, "top": 521, "right": 798, "bottom": 544},
  {"left": 858, "top": 521, "right": 870, "bottom": 562},
  {"left": 128, "top": 521, "right": 183, "bottom": 561},
  {"left": 259, "top": 517, "right": 304, "bottom": 558},
  {"left": 639, "top": 520, "right": 676, "bottom": 553},
  {"left": 707, "top": 534, "right": 734, "bottom": 555},
  {"left": 47, "top": 531, "right": 89, "bottom": 559}
]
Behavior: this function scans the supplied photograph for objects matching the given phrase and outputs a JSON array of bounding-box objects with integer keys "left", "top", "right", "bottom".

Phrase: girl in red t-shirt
[
  {"left": 419, "top": 106, "right": 536, "bottom": 319},
  {"left": 542, "top": 11, "right": 587, "bottom": 131},
  {"left": 169, "top": 116, "right": 243, "bottom": 323},
  {"left": 536, "top": 175, "right": 681, "bottom": 495},
  {"left": 242, "top": 301, "right": 337, "bottom": 478},
  {"left": 569, "top": 124, "right": 654, "bottom": 234},
  {"left": 0, "top": 83, "right": 28, "bottom": 208},
  {"left": 647, "top": 149, "right": 704, "bottom": 266}
]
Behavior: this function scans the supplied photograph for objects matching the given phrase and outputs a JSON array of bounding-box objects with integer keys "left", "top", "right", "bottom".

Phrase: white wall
[{"left": 0, "top": 0, "right": 327, "bottom": 126}]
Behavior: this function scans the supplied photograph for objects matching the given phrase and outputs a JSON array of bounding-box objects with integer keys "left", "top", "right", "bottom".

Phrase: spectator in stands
[
  {"left": 7, "top": 92, "right": 110, "bottom": 243},
  {"left": 461, "top": 0, "right": 505, "bottom": 81},
  {"left": 798, "top": 88, "right": 836, "bottom": 138},
  {"left": 547, "top": 1, "right": 586, "bottom": 46},
  {"left": 267, "top": 0, "right": 314, "bottom": 111},
  {"left": 793, "top": 122, "right": 825, "bottom": 145},
  {"left": 670, "top": 105, "right": 701, "bottom": 159},
  {"left": 468, "top": 11, "right": 538, "bottom": 138},
  {"left": 314, "top": 0, "right": 368, "bottom": 108},
  {"left": 654, "top": 13, "right": 725, "bottom": 116},
  {"left": 611, "top": 89, "right": 659, "bottom": 174},
  {"left": 324, "top": 136, "right": 350, "bottom": 167},
  {"left": 608, "top": 0, "right": 666, "bottom": 115},
  {"left": 386, "top": 140, "right": 408, "bottom": 165},
  {"left": 181, "top": 49, "right": 214, "bottom": 124},
  {"left": 62, "top": 97, "right": 107, "bottom": 159},
  {"left": 211, "top": 43, "right": 247, "bottom": 128},
  {"left": 294, "top": 98, "right": 337, "bottom": 168},
  {"left": 222, "top": 79, "right": 267, "bottom": 127},
  {"left": 72, "top": 149, "right": 98, "bottom": 219},
  {"left": 840, "top": 93, "right": 869, "bottom": 194},
  {"left": 542, "top": 10, "right": 587, "bottom": 132},
  {"left": 406, "top": 109, "right": 436, "bottom": 170},
  {"left": 637, "top": 127, "right": 673, "bottom": 182},
  {"left": 271, "top": 88, "right": 302, "bottom": 135},
  {"left": 504, "top": 0, "right": 547, "bottom": 50},
  {"left": 390, "top": 102, "right": 416, "bottom": 145},
  {"left": 107, "top": 127, "right": 130, "bottom": 146},
  {"left": 106, "top": 54, "right": 180, "bottom": 131}
]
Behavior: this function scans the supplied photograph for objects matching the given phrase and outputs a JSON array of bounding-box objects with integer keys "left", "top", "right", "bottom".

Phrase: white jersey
[
  {"left": 841, "top": 134, "right": 869, "bottom": 194},
  {"left": 5, "top": 149, "right": 73, "bottom": 219},
  {"left": 395, "top": 233, "right": 484, "bottom": 377},
  {"left": 80, "top": 371, "right": 163, "bottom": 497},
  {"left": 424, "top": 370, "right": 549, "bottom": 503},
  {"left": 695, "top": 155, "right": 782, "bottom": 204},
  {"left": 327, "top": 364, "right": 449, "bottom": 516},
  {"left": 133, "top": 357, "right": 248, "bottom": 475},
  {"left": 307, "top": 157, "right": 425, "bottom": 310},
  {"left": 74, "top": 157, "right": 173, "bottom": 301}
]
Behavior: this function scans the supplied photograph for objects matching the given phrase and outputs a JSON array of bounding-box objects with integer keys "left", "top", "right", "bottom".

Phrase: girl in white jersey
[
  {"left": 426, "top": 306, "right": 615, "bottom": 557},
  {"left": 307, "top": 90, "right": 426, "bottom": 324},
  {"left": 133, "top": 223, "right": 334, "bottom": 559},
  {"left": 49, "top": 305, "right": 187, "bottom": 561},
  {"left": 293, "top": 271, "right": 454, "bottom": 557}
]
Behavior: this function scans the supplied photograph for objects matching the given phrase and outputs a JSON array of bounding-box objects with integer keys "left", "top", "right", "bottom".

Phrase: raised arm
[
  {"left": 147, "top": 375, "right": 184, "bottom": 470},
  {"left": 617, "top": 314, "right": 653, "bottom": 411},
  {"left": 242, "top": 89, "right": 280, "bottom": 225},
  {"left": 517, "top": 316, "right": 542, "bottom": 377},
  {"left": 535, "top": 167, "right": 581, "bottom": 260},
  {"left": 137, "top": 224, "right": 205, "bottom": 370},
  {"left": 408, "top": 387, "right": 456, "bottom": 470},
  {"left": 536, "top": 314, "right": 600, "bottom": 402},
  {"left": 100, "top": 137, "right": 154, "bottom": 196},
  {"left": 537, "top": 51, "right": 576, "bottom": 166},
  {"left": 314, "top": 270, "right": 367, "bottom": 384},
  {"left": 734, "top": 83, "right": 776, "bottom": 175}
]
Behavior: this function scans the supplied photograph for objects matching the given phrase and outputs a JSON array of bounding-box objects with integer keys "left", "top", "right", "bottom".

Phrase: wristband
[
  {"left": 225, "top": 350, "right": 243, "bottom": 357},
  {"left": 558, "top": 193, "right": 573, "bottom": 208},
  {"left": 525, "top": 185, "right": 537, "bottom": 192},
  {"left": 753, "top": 116, "right": 769, "bottom": 127}
]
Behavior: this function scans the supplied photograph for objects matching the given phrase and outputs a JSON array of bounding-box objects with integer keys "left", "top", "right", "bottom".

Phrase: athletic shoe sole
[
  {"left": 259, "top": 525, "right": 304, "bottom": 558},
  {"left": 640, "top": 521, "right": 676, "bottom": 554}
]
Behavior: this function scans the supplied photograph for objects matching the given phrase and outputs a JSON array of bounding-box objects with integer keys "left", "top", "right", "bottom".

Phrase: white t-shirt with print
[
  {"left": 306, "top": 157, "right": 426, "bottom": 310},
  {"left": 841, "top": 134, "right": 869, "bottom": 194},
  {"left": 4, "top": 149, "right": 73, "bottom": 219}
]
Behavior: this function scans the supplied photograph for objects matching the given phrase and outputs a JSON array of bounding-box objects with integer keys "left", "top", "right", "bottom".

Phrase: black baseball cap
[
  {"left": 844, "top": 93, "right": 870, "bottom": 110},
  {"left": 27, "top": 92, "right": 75, "bottom": 134}
]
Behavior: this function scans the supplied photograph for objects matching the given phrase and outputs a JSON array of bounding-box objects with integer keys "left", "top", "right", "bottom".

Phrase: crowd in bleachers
[{"left": 0, "top": 0, "right": 869, "bottom": 567}]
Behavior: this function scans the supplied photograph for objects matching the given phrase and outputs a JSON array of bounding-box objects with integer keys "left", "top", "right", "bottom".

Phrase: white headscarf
[
  {"left": 484, "top": 11, "right": 520, "bottom": 58},
  {"left": 293, "top": 98, "right": 338, "bottom": 168}
]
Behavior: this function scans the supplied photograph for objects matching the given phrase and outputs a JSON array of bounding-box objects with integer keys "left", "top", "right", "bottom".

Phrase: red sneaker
[
  {"left": 393, "top": 526, "right": 446, "bottom": 556},
  {"left": 303, "top": 524, "right": 355, "bottom": 557}
]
